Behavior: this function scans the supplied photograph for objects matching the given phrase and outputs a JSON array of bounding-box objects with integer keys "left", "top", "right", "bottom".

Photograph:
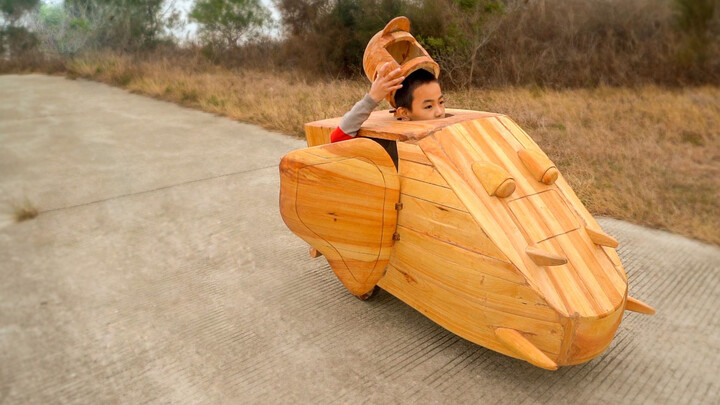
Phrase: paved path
[{"left": 1, "top": 74, "right": 718, "bottom": 404}]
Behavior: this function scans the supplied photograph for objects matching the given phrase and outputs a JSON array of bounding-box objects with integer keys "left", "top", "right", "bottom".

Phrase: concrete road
[{"left": 1, "top": 74, "right": 719, "bottom": 404}]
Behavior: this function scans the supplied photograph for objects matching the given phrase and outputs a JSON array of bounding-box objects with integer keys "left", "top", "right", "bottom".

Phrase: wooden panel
[
  {"left": 397, "top": 142, "right": 432, "bottom": 165},
  {"left": 399, "top": 177, "right": 466, "bottom": 211},
  {"left": 537, "top": 230, "right": 626, "bottom": 316},
  {"left": 380, "top": 258, "right": 563, "bottom": 356},
  {"left": 508, "top": 190, "right": 581, "bottom": 243},
  {"left": 398, "top": 159, "right": 447, "bottom": 186},
  {"left": 279, "top": 138, "right": 399, "bottom": 295},
  {"left": 390, "top": 227, "right": 558, "bottom": 322},
  {"left": 304, "top": 124, "right": 332, "bottom": 147},
  {"left": 378, "top": 264, "right": 509, "bottom": 355},
  {"left": 392, "top": 225, "right": 522, "bottom": 284},
  {"left": 398, "top": 194, "right": 506, "bottom": 260},
  {"left": 305, "top": 109, "right": 501, "bottom": 142}
]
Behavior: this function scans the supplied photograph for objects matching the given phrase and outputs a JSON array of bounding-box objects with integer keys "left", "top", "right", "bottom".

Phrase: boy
[{"left": 330, "top": 63, "right": 446, "bottom": 143}]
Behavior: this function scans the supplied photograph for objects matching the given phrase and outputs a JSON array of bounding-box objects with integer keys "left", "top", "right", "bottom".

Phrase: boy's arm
[
  {"left": 330, "top": 94, "right": 378, "bottom": 142},
  {"left": 330, "top": 63, "right": 404, "bottom": 143}
]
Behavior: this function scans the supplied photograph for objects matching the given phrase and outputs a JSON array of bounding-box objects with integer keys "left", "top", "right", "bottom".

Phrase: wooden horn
[
  {"left": 626, "top": 296, "right": 655, "bottom": 315},
  {"left": 471, "top": 161, "right": 516, "bottom": 198},
  {"left": 585, "top": 227, "right": 619, "bottom": 248},
  {"left": 495, "top": 328, "right": 558, "bottom": 370},
  {"left": 517, "top": 149, "right": 559, "bottom": 185},
  {"left": 526, "top": 246, "right": 567, "bottom": 266}
]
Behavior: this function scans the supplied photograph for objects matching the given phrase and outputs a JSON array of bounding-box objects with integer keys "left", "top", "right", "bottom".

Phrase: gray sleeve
[{"left": 338, "top": 93, "right": 379, "bottom": 137}]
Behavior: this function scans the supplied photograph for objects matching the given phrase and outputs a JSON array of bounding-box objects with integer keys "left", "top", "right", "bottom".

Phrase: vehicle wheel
[{"left": 354, "top": 286, "right": 380, "bottom": 301}]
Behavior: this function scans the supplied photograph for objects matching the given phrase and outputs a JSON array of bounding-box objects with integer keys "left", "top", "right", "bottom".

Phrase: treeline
[
  {"left": 268, "top": 0, "right": 720, "bottom": 87},
  {"left": 2, "top": 0, "right": 719, "bottom": 88}
]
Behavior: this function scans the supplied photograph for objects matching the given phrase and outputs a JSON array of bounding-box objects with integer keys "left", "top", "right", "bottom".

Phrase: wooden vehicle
[{"left": 278, "top": 17, "right": 655, "bottom": 370}]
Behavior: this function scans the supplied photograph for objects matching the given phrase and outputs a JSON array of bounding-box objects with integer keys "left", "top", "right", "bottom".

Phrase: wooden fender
[{"left": 279, "top": 138, "right": 400, "bottom": 296}]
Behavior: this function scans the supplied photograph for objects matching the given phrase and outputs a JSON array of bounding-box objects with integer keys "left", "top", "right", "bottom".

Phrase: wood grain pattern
[
  {"left": 305, "top": 124, "right": 332, "bottom": 147},
  {"left": 287, "top": 109, "right": 650, "bottom": 370},
  {"left": 279, "top": 138, "right": 399, "bottom": 295}
]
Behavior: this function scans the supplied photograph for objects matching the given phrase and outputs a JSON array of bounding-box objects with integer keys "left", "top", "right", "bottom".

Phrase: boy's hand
[{"left": 369, "top": 62, "right": 404, "bottom": 103}]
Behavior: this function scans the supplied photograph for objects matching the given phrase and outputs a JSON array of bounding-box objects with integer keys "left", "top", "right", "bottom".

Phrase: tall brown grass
[{"left": 64, "top": 52, "right": 720, "bottom": 245}]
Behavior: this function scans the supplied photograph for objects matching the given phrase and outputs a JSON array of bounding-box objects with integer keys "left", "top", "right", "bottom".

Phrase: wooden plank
[
  {"left": 537, "top": 235, "right": 606, "bottom": 316},
  {"left": 305, "top": 124, "right": 332, "bottom": 147},
  {"left": 390, "top": 227, "right": 559, "bottom": 323},
  {"left": 378, "top": 264, "right": 509, "bottom": 355},
  {"left": 380, "top": 260, "right": 563, "bottom": 355},
  {"left": 399, "top": 177, "right": 466, "bottom": 211},
  {"left": 398, "top": 159, "right": 448, "bottom": 186},
  {"left": 563, "top": 230, "right": 627, "bottom": 305},
  {"left": 306, "top": 109, "right": 502, "bottom": 142},
  {"left": 392, "top": 225, "right": 522, "bottom": 283},
  {"left": 398, "top": 194, "right": 507, "bottom": 260},
  {"left": 507, "top": 190, "right": 581, "bottom": 243},
  {"left": 397, "top": 141, "right": 432, "bottom": 165}
]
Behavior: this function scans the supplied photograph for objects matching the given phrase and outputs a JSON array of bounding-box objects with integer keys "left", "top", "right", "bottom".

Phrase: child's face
[{"left": 405, "top": 82, "right": 445, "bottom": 121}]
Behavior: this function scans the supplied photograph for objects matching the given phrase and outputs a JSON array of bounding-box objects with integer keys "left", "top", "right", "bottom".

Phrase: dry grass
[{"left": 66, "top": 53, "right": 720, "bottom": 245}]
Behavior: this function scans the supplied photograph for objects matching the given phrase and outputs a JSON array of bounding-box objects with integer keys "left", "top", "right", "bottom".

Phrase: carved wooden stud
[
  {"left": 472, "top": 161, "right": 516, "bottom": 197},
  {"left": 518, "top": 149, "right": 559, "bottom": 185}
]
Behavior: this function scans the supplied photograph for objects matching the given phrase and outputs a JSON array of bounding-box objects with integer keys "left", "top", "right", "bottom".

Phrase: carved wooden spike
[
  {"left": 495, "top": 328, "right": 558, "bottom": 370},
  {"left": 585, "top": 227, "right": 619, "bottom": 248},
  {"left": 309, "top": 247, "right": 322, "bottom": 258},
  {"left": 626, "top": 296, "right": 656, "bottom": 315},
  {"left": 471, "top": 161, "right": 516, "bottom": 198},
  {"left": 517, "top": 149, "right": 558, "bottom": 185},
  {"left": 526, "top": 246, "right": 567, "bottom": 266}
]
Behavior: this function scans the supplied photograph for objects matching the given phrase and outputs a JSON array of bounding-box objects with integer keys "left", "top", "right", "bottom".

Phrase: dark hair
[{"left": 394, "top": 69, "right": 438, "bottom": 110}]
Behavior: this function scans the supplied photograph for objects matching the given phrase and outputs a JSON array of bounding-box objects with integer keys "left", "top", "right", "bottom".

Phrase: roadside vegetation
[{"left": 1, "top": 0, "right": 718, "bottom": 244}]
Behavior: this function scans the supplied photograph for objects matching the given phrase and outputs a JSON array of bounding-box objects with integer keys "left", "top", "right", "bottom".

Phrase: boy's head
[{"left": 394, "top": 69, "right": 445, "bottom": 121}]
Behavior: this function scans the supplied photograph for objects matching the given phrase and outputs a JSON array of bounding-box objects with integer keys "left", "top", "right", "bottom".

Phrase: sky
[{"left": 42, "top": 0, "right": 282, "bottom": 40}]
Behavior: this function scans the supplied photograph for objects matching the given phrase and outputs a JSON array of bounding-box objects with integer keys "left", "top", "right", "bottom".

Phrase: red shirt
[{"left": 330, "top": 126, "right": 354, "bottom": 143}]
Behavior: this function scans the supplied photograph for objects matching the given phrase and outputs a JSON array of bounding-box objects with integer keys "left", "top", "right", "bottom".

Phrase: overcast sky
[{"left": 43, "top": 0, "right": 281, "bottom": 40}]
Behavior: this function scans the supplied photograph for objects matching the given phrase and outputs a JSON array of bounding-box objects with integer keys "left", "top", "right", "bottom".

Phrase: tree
[
  {"left": 0, "top": 0, "right": 40, "bottom": 58},
  {"left": 0, "top": 0, "right": 39, "bottom": 26},
  {"left": 411, "top": 0, "right": 513, "bottom": 88},
  {"left": 62, "top": 0, "right": 175, "bottom": 50},
  {"left": 190, "top": 0, "right": 271, "bottom": 49}
]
